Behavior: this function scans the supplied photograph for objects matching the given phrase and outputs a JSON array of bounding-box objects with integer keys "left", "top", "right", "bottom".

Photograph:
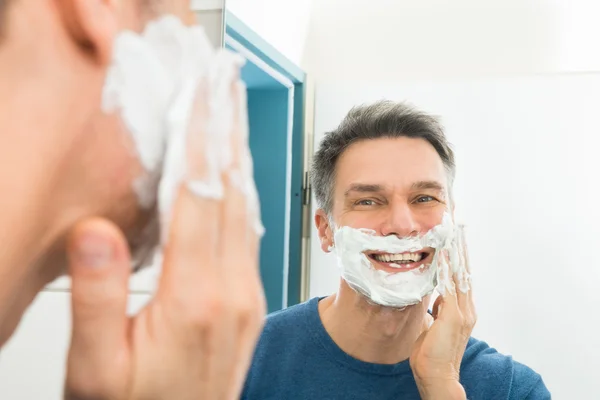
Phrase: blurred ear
[
  {"left": 315, "top": 209, "right": 334, "bottom": 253},
  {"left": 57, "top": 0, "right": 119, "bottom": 65}
]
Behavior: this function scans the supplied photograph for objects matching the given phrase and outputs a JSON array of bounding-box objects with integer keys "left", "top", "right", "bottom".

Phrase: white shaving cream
[
  {"left": 331, "top": 213, "right": 470, "bottom": 308},
  {"left": 102, "top": 16, "right": 264, "bottom": 268}
]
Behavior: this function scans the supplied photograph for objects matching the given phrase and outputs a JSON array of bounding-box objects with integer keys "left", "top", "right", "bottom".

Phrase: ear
[
  {"left": 315, "top": 209, "right": 334, "bottom": 253},
  {"left": 58, "top": 0, "right": 119, "bottom": 65}
]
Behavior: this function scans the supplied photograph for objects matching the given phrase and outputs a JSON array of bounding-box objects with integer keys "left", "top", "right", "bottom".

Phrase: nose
[{"left": 379, "top": 201, "right": 419, "bottom": 238}]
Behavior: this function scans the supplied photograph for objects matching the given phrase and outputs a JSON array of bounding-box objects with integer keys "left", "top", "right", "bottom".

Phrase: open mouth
[{"left": 365, "top": 250, "right": 433, "bottom": 273}]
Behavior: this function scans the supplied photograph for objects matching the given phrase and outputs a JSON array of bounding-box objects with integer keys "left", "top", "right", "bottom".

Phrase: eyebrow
[
  {"left": 344, "top": 183, "right": 385, "bottom": 197},
  {"left": 343, "top": 181, "right": 446, "bottom": 197},
  {"left": 410, "top": 180, "right": 445, "bottom": 192}
]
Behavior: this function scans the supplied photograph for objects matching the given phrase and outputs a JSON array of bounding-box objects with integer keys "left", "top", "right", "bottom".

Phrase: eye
[
  {"left": 355, "top": 199, "right": 377, "bottom": 206},
  {"left": 416, "top": 195, "right": 436, "bottom": 203}
]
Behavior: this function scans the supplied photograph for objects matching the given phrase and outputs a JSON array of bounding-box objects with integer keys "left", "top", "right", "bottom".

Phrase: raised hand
[
  {"left": 64, "top": 73, "right": 266, "bottom": 399},
  {"left": 410, "top": 227, "right": 476, "bottom": 400}
]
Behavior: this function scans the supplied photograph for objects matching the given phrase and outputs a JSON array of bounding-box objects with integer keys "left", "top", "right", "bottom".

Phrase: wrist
[{"left": 416, "top": 380, "right": 466, "bottom": 400}]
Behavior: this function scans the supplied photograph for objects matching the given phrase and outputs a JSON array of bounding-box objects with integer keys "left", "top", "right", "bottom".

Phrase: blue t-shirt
[{"left": 242, "top": 297, "right": 550, "bottom": 400}]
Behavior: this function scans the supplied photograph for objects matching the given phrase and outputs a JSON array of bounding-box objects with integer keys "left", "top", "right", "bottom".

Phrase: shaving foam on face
[
  {"left": 331, "top": 213, "right": 470, "bottom": 308},
  {"left": 102, "top": 16, "right": 264, "bottom": 269}
]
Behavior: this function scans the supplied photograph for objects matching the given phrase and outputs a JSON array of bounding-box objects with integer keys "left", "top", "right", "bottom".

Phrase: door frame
[{"left": 225, "top": 12, "right": 307, "bottom": 309}]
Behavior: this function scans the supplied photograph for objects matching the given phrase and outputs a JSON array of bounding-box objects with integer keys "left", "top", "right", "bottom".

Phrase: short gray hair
[{"left": 311, "top": 100, "right": 456, "bottom": 214}]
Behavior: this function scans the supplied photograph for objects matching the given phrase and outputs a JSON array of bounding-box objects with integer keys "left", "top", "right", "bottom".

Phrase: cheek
[
  {"left": 338, "top": 203, "right": 391, "bottom": 231},
  {"left": 86, "top": 113, "right": 146, "bottom": 206},
  {"left": 338, "top": 213, "right": 381, "bottom": 232},
  {"left": 419, "top": 207, "right": 447, "bottom": 231}
]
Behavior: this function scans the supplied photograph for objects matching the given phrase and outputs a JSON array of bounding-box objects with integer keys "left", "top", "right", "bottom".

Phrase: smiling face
[{"left": 316, "top": 136, "right": 451, "bottom": 274}]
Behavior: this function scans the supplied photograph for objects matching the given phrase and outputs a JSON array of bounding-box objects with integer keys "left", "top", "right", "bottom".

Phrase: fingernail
[{"left": 73, "top": 234, "right": 114, "bottom": 268}]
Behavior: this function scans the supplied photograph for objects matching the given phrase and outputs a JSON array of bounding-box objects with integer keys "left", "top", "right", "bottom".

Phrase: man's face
[
  {"left": 0, "top": 0, "right": 196, "bottom": 345},
  {"left": 10, "top": 0, "right": 195, "bottom": 274},
  {"left": 316, "top": 137, "right": 450, "bottom": 274},
  {"left": 68, "top": 1, "right": 197, "bottom": 268}
]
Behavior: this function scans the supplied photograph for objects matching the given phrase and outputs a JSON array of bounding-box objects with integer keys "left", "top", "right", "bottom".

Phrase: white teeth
[{"left": 373, "top": 252, "right": 423, "bottom": 263}]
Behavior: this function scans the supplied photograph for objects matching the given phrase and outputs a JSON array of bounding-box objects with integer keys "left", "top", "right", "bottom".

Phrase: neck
[
  {"left": 0, "top": 6, "right": 103, "bottom": 345},
  {"left": 0, "top": 87, "right": 90, "bottom": 345},
  {"left": 319, "top": 280, "right": 431, "bottom": 364}
]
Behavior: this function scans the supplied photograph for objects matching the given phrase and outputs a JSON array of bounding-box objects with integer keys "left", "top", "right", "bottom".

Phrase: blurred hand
[
  {"left": 64, "top": 76, "right": 266, "bottom": 399},
  {"left": 410, "top": 232, "right": 476, "bottom": 400}
]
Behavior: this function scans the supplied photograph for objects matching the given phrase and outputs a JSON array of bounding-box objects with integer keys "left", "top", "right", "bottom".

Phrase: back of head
[{"left": 311, "top": 100, "right": 456, "bottom": 215}]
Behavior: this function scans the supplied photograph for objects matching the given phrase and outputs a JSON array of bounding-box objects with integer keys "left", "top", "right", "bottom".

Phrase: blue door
[{"left": 225, "top": 13, "right": 306, "bottom": 313}]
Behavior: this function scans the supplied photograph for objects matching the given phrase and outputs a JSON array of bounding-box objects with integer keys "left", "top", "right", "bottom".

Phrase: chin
[
  {"left": 350, "top": 287, "right": 425, "bottom": 311},
  {"left": 358, "top": 289, "right": 433, "bottom": 312}
]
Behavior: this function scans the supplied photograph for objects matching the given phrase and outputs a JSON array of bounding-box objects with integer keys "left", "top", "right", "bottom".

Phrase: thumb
[{"left": 65, "top": 218, "right": 131, "bottom": 399}]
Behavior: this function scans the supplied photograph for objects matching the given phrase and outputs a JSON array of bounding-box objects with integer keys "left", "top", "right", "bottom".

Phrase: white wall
[
  {"left": 305, "top": 4, "right": 600, "bottom": 398},
  {"left": 303, "top": 0, "right": 600, "bottom": 80},
  {"left": 0, "top": 292, "right": 151, "bottom": 399},
  {"left": 309, "top": 75, "right": 600, "bottom": 400},
  {"left": 226, "top": 0, "right": 314, "bottom": 67}
]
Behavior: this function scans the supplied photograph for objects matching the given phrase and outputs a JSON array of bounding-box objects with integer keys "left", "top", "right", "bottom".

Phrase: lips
[{"left": 365, "top": 250, "right": 432, "bottom": 272}]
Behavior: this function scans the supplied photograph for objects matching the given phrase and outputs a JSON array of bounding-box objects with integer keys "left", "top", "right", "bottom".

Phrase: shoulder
[
  {"left": 242, "top": 299, "right": 320, "bottom": 399},
  {"left": 509, "top": 360, "right": 551, "bottom": 399},
  {"left": 261, "top": 298, "right": 316, "bottom": 335},
  {"left": 461, "top": 338, "right": 551, "bottom": 400},
  {"left": 253, "top": 298, "right": 319, "bottom": 354}
]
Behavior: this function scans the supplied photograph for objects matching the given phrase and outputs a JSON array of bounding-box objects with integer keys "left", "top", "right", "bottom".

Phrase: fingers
[
  {"left": 455, "top": 226, "right": 477, "bottom": 327},
  {"left": 226, "top": 285, "right": 267, "bottom": 399},
  {"left": 159, "top": 46, "right": 247, "bottom": 295},
  {"left": 158, "top": 77, "right": 220, "bottom": 297},
  {"left": 454, "top": 226, "right": 471, "bottom": 309},
  {"left": 436, "top": 245, "right": 453, "bottom": 294},
  {"left": 204, "top": 170, "right": 244, "bottom": 398},
  {"left": 65, "top": 218, "right": 131, "bottom": 399},
  {"left": 219, "top": 79, "right": 252, "bottom": 256},
  {"left": 234, "top": 79, "right": 265, "bottom": 239},
  {"left": 436, "top": 226, "right": 476, "bottom": 335},
  {"left": 215, "top": 78, "right": 265, "bottom": 399},
  {"left": 454, "top": 225, "right": 471, "bottom": 293},
  {"left": 155, "top": 55, "right": 265, "bottom": 400},
  {"left": 436, "top": 250, "right": 459, "bottom": 318}
]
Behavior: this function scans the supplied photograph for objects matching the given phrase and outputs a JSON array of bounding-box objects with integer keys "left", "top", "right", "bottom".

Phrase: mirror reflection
[{"left": 0, "top": 1, "right": 595, "bottom": 399}]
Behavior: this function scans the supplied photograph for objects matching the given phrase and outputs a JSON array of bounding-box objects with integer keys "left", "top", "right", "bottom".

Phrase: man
[
  {"left": 0, "top": 1, "right": 264, "bottom": 399},
  {"left": 242, "top": 101, "right": 550, "bottom": 399}
]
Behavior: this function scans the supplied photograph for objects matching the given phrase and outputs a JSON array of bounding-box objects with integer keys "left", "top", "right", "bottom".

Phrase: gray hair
[{"left": 311, "top": 100, "right": 456, "bottom": 215}]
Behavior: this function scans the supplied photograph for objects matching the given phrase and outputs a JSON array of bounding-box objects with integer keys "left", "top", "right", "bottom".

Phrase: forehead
[{"left": 335, "top": 137, "right": 447, "bottom": 193}]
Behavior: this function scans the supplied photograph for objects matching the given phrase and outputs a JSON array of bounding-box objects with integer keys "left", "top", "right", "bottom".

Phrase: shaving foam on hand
[
  {"left": 332, "top": 213, "right": 470, "bottom": 308},
  {"left": 435, "top": 223, "right": 470, "bottom": 295},
  {"left": 102, "top": 15, "right": 264, "bottom": 270}
]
